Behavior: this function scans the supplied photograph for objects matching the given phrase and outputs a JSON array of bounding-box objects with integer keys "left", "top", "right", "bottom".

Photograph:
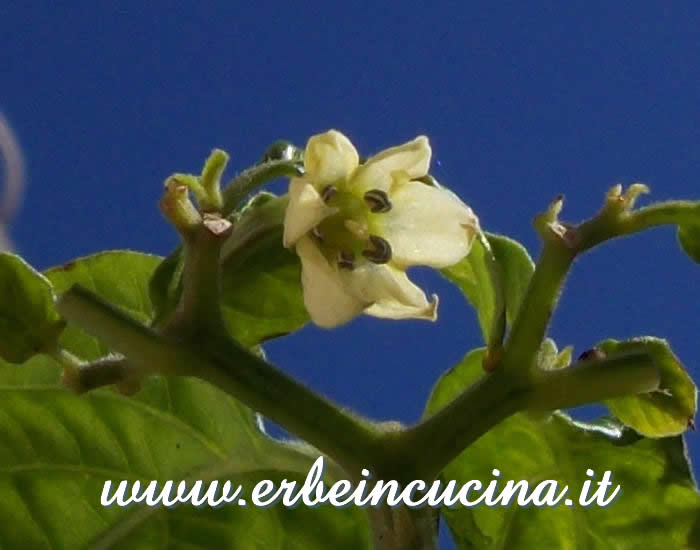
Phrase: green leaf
[
  {"left": 220, "top": 190, "right": 308, "bottom": 348},
  {"left": 220, "top": 225, "right": 307, "bottom": 347},
  {"left": 441, "top": 237, "right": 503, "bottom": 348},
  {"left": 598, "top": 337, "right": 697, "bottom": 437},
  {"left": 441, "top": 233, "right": 534, "bottom": 346},
  {"left": 488, "top": 234, "right": 535, "bottom": 324},
  {"left": 46, "top": 251, "right": 162, "bottom": 361},
  {"left": 0, "top": 252, "right": 65, "bottom": 363},
  {"left": 148, "top": 247, "right": 184, "bottom": 327},
  {"left": 0, "top": 250, "right": 368, "bottom": 549},
  {"left": 678, "top": 224, "right": 700, "bottom": 264},
  {"left": 425, "top": 349, "right": 700, "bottom": 550}
]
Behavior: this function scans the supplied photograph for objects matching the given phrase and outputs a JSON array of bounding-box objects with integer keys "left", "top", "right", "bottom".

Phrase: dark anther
[
  {"left": 363, "top": 189, "right": 392, "bottom": 213},
  {"left": 362, "top": 235, "right": 392, "bottom": 264},
  {"left": 578, "top": 347, "right": 606, "bottom": 362},
  {"left": 337, "top": 250, "right": 355, "bottom": 270},
  {"left": 321, "top": 185, "right": 338, "bottom": 203}
]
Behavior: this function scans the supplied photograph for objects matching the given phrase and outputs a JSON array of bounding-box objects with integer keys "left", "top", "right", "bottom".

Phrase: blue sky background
[{"left": 3, "top": 3, "right": 699, "bottom": 548}]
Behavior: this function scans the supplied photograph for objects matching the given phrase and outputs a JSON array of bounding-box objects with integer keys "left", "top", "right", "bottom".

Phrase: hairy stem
[
  {"left": 222, "top": 160, "right": 302, "bottom": 215},
  {"left": 391, "top": 369, "right": 528, "bottom": 483},
  {"left": 501, "top": 240, "right": 575, "bottom": 378},
  {"left": 396, "top": 197, "right": 695, "bottom": 482},
  {"left": 176, "top": 219, "right": 231, "bottom": 335},
  {"left": 56, "top": 285, "right": 383, "bottom": 475},
  {"left": 577, "top": 200, "right": 700, "bottom": 251},
  {"left": 527, "top": 351, "right": 660, "bottom": 410}
]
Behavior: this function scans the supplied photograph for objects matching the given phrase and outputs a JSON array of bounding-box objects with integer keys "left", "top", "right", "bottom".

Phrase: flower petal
[
  {"left": 377, "top": 181, "right": 480, "bottom": 268},
  {"left": 296, "top": 236, "right": 367, "bottom": 328},
  {"left": 342, "top": 262, "right": 438, "bottom": 321},
  {"left": 283, "top": 179, "right": 337, "bottom": 247},
  {"left": 352, "top": 136, "right": 431, "bottom": 193},
  {"left": 304, "top": 130, "right": 359, "bottom": 184}
]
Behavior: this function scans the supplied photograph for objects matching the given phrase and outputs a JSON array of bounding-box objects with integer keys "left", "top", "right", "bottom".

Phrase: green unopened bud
[
  {"left": 534, "top": 195, "right": 577, "bottom": 247},
  {"left": 160, "top": 179, "right": 202, "bottom": 234},
  {"left": 622, "top": 183, "right": 650, "bottom": 209},
  {"left": 199, "top": 149, "right": 229, "bottom": 212},
  {"left": 168, "top": 173, "right": 206, "bottom": 205},
  {"left": 534, "top": 195, "right": 564, "bottom": 230},
  {"left": 604, "top": 183, "right": 650, "bottom": 215}
]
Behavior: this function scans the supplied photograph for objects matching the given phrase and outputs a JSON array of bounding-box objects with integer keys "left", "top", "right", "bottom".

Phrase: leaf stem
[{"left": 527, "top": 351, "right": 660, "bottom": 410}]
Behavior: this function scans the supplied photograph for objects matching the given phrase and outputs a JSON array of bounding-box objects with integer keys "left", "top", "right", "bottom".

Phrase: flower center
[{"left": 312, "top": 185, "right": 393, "bottom": 269}]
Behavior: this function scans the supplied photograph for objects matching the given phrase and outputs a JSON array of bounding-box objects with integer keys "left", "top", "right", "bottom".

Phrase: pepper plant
[{"left": 0, "top": 130, "right": 699, "bottom": 549}]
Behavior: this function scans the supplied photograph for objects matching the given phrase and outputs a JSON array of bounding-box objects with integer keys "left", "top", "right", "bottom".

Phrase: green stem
[
  {"left": 500, "top": 199, "right": 700, "bottom": 380},
  {"left": 57, "top": 287, "right": 185, "bottom": 374},
  {"left": 65, "top": 357, "right": 131, "bottom": 393},
  {"left": 55, "top": 285, "right": 383, "bottom": 475},
  {"left": 501, "top": 241, "right": 575, "bottom": 378},
  {"left": 528, "top": 351, "right": 660, "bottom": 410},
  {"left": 222, "top": 160, "right": 302, "bottom": 215},
  {"left": 577, "top": 200, "right": 700, "bottom": 251},
  {"left": 394, "top": 351, "right": 659, "bottom": 483},
  {"left": 396, "top": 197, "right": 694, "bottom": 482},
  {"left": 220, "top": 194, "right": 289, "bottom": 262},
  {"left": 177, "top": 221, "right": 231, "bottom": 335},
  {"left": 391, "top": 369, "right": 529, "bottom": 483}
]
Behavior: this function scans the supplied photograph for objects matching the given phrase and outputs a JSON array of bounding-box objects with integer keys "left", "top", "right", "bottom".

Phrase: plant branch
[
  {"left": 62, "top": 356, "right": 131, "bottom": 394},
  {"left": 500, "top": 239, "right": 575, "bottom": 378},
  {"left": 527, "top": 351, "right": 660, "bottom": 410},
  {"left": 576, "top": 199, "right": 700, "bottom": 252},
  {"left": 393, "top": 350, "right": 659, "bottom": 483},
  {"left": 390, "top": 369, "right": 529, "bottom": 483},
  {"left": 176, "top": 217, "right": 232, "bottom": 334},
  {"left": 221, "top": 160, "right": 302, "bottom": 215},
  {"left": 396, "top": 193, "right": 693, "bottom": 483},
  {"left": 56, "top": 285, "right": 384, "bottom": 475}
]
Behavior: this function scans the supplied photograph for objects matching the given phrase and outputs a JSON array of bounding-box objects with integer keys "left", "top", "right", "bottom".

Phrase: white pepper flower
[{"left": 283, "top": 130, "right": 479, "bottom": 328}]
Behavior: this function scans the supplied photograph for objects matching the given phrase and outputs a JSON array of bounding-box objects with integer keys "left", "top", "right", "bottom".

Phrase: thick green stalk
[
  {"left": 56, "top": 285, "right": 383, "bottom": 475},
  {"left": 528, "top": 351, "right": 660, "bottom": 410},
  {"left": 501, "top": 240, "right": 575, "bottom": 378},
  {"left": 389, "top": 369, "right": 527, "bottom": 483},
  {"left": 394, "top": 350, "right": 659, "bottom": 483}
]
